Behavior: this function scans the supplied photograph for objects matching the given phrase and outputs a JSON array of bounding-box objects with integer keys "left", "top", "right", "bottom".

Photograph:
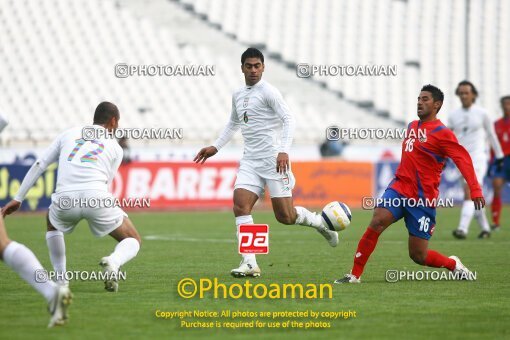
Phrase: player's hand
[
  {"left": 276, "top": 152, "right": 289, "bottom": 174},
  {"left": 1, "top": 200, "right": 22, "bottom": 217},
  {"left": 193, "top": 146, "right": 218, "bottom": 164},
  {"left": 495, "top": 158, "right": 504, "bottom": 172},
  {"left": 472, "top": 197, "right": 485, "bottom": 210}
]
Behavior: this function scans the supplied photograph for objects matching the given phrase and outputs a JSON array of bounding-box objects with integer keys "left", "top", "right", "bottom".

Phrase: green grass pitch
[{"left": 0, "top": 208, "right": 508, "bottom": 339}]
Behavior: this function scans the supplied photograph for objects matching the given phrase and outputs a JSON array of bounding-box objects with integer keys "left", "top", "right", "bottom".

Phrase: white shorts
[
  {"left": 234, "top": 157, "right": 296, "bottom": 198},
  {"left": 48, "top": 191, "right": 127, "bottom": 237}
]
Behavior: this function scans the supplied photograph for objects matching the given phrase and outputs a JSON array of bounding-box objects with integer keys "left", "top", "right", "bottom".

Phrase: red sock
[
  {"left": 351, "top": 228, "right": 380, "bottom": 278},
  {"left": 424, "top": 250, "right": 456, "bottom": 271},
  {"left": 491, "top": 194, "right": 502, "bottom": 226}
]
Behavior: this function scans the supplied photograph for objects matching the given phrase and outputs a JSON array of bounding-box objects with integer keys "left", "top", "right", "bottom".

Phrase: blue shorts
[
  {"left": 376, "top": 188, "right": 436, "bottom": 240},
  {"left": 489, "top": 155, "right": 510, "bottom": 181}
]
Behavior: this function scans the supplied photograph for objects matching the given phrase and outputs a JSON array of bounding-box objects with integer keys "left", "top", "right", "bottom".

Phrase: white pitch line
[{"left": 144, "top": 235, "right": 234, "bottom": 243}]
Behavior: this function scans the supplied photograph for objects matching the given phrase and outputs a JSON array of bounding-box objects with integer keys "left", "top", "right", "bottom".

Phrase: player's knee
[
  {"left": 233, "top": 203, "right": 251, "bottom": 217},
  {"left": 275, "top": 212, "right": 295, "bottom": 225},
  {"left": 368, "top": 218, "right": 386, "bottom": 233}
]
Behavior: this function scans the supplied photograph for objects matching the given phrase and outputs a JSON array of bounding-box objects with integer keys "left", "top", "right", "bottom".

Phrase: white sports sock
[
  {"left": 235, "top": 215, "right": 257, "bottom": 265},
  {"left": 107, "top": 238, "right": 140, "bottom": 268},
  {"left": 2, "top": 241, "right": 57, "bottom": 303},
  {"left": 46, "top": 231, "right": 66, "bottom": 282},
  {"left": 458, "top": 200, "right": 475, "bottom": 234},
  {"left": 474, "top": 208, "right": 491, "bottom": 232},
  {"left": 295, "top": 206, "right": 323, "bottom": 229}
]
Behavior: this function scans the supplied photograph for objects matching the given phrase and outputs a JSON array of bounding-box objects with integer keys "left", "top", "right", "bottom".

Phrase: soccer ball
[{"left": 321, "top": 201, "right": 352, "bottom": 231}]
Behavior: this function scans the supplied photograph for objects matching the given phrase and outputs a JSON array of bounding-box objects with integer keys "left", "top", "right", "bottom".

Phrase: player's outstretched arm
[
  {"left": 193, "top": 146, "right": 218, "bottom": 164},
  {"left": 440, "top": 132, "right": 484, "bottom": 210},
  {"left": 2, "top": 134, "right": 61, "bottom": 216},
  {"left": 1, "top": 200, "right": 21, "bottom": 217}
]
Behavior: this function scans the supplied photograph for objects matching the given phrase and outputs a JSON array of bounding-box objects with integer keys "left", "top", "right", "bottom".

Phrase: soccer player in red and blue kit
[
  {"left": 335, "top": 85, "right": 485, "bottom": 283},
  {"left": 489, "top": 95, "right": 510, "bottom": 230}
]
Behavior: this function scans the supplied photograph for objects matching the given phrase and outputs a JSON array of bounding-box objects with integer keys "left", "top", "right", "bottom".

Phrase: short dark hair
[
  {"left": 93, "top": 102, "right": 119, "bottom": 124},
  {"left": 500, "top": 95, "right": 510, "bottom": 105},
  {"left": 241, "top": 48, "right": 264, "bottom": 65},
  {"left": 421, "top": 84, "right": 444, "bottom": 112},
  {"left": 456, "top": 80, "right": 478, "bottom": 97}
]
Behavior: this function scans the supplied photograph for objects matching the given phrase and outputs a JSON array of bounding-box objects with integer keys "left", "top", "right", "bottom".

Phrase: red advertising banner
[
  {"left": 291, "top": 161, "right": 374, "bottom": 208},
  {"left": 111, "top": 162, "right": 238, "bottom": 209},
  {"left": 111, "top": 161, "right": 373, "bottom": 209}
]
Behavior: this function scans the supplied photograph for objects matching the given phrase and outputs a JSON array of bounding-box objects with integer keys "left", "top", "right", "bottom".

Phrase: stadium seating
[
  {"left": 0, "top": 0, "right": 397, "bottom": 147},
  {"left": 1, "top": 0, "right": 508, "bottom": 147},
  {"left": 180, "top": 0, "right": 510, "bottom": 123}
]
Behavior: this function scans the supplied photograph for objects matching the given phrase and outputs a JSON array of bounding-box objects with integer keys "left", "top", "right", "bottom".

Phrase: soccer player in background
[
  {"left": 336, "top": 85, "right": 484, "bottom": 284},
  {"left": 449, "top": 81, "right": 504, "bottom": 239},
  {"left": 194, "top": 48, "right": 338, "bottom": 278},
  {"left": 1, "top": 102, "right": 141, "bottom": 292},
  {"left": 489, "top": 95, "right": 510, "bottom": 230}
]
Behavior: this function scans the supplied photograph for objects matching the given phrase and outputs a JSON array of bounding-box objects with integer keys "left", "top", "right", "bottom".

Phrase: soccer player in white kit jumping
[
  {"left": 448, "top": 81, "right": 504, "bottom": 239},
  {"left": 2, "top": 102, "right": 141, "bottom": 292},
  {"left": 194, "top": 48, "right": 338, "bottom": 278}
]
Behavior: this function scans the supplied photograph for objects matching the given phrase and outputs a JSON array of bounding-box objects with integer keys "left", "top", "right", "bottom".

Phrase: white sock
[
  {"left": 295, "top": 206, "right": 323, "bottom": 229},
  {"left": 458, "top": 200, "right": 475, "bottom": 234},
  {"left": 474, "top": 208, "right": 491, "bottom": 232},
  {"left": 2, "top": 241, "right": 57, "bottom": 303},
  {"left": 107, "top": 238, "right": 140, "bottom": 268},
  {"left": 46, "top": 231, "right": 66, "bottom": 283},
  {"left": 235, "top": 215, "right": 257, "bottom": 265}
]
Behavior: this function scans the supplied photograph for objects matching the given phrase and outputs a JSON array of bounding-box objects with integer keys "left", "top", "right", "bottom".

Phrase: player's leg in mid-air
[
  {"left": 264, "top": 157, "right": 339, "bottom": 246},
  {"left": 271, "top": 196, "right": 338, "bottom": 247},
  {"left": 0, "top": 215, "right": 72, "bottom": 327},
  {"left": 334, "top": 207, "right": 395, "bottom": 283}
]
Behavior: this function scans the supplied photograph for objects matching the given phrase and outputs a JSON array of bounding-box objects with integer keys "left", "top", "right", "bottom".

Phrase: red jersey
[
  {"left": 494, "top": 117, "right": 510, "bottom": 156},
  {"left": 390, "top": 119, "right": 482, "bottom": 200}
]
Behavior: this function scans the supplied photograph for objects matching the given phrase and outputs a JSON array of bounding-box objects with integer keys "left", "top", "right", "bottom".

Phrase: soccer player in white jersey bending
[
  {"left": 1, "top": 102, "right": 141, "bottom": 292},
  {"left": 449, "top": 81, "right": 504, "bottom": 239},
  {"left": 194, "top": 48, "right": 338, "bottom": 278}
]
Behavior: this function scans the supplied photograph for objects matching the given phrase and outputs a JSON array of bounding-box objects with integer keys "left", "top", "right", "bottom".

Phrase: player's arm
[
  {"left": 439, "top": 132, "right": 485, "bottom": 210},
  {"left": 483, "top": 112, "right": 505, "bottom": 169},
  {"left": 1, "top": 135, "right": 61, "bottom": 217},
  {"left": 194, "top": 96, "right": 241, "bottom": 164},
  {"left": 267, "top": 87, "right": 296, "bottom": 173}
]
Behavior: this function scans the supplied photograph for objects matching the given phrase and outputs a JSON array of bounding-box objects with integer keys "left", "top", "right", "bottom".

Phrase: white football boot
[
  {"left": 449, "top": 256, "right": 475, "bottom": 280},
  {"left": 334, "top": 273, "right": 361, "bottom": 284},
  {"left": 318, "top": 213, "right": 339, "bottom": 247},
  {"left": 317, "top": 226, "right": 339, "bottom": 247},
  {"left": 230, "top": 261, "right": 261, "bottom": 278},
  {"left": 48, "top": 285, "right": 73, "bottom": 328},
  {"left": 99, "top": 257, "right": 120, "bottom": 292}
]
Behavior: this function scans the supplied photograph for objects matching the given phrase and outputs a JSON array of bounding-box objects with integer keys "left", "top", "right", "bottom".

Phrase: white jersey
[
  {"left": 15, "top": 125, "right": 123, "bottom": 201},
  {"left": 448, "top": 105, "right": 504, "bottom": 163},
  {"left": 213, "top": 80, "right": 295, "bottom": 159}
]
